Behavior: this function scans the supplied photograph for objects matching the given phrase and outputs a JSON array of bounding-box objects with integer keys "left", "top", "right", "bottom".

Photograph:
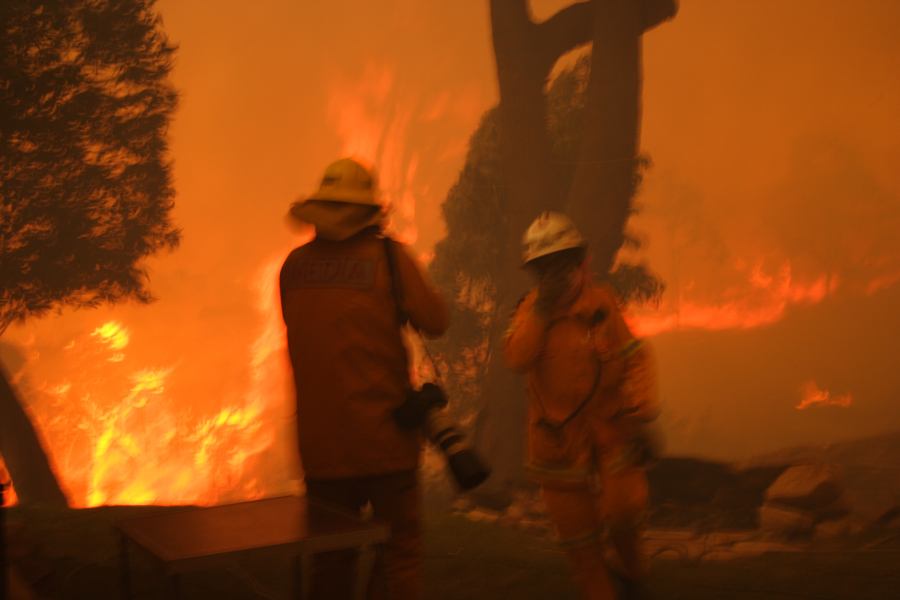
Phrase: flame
[
  {"left": 10, "top": 256, "right": 296, "bottom": 507},
  {"left": 327, "top": 62, "right": 421, "bottom": 245},
  {"left": 866, "top": 269, "right": 900, "bottom": 296},
  {"left": 796, "top": 380, "right": 854, "bottom": 410},
  {"left": 0, "top": 456, "right": 16, "bottom": 506},
  {"left": 91, "top": 321, "right": 130, "bottom": 351},
  {"left": 627, "top": 261, "right": 839, "bottom": 337}
]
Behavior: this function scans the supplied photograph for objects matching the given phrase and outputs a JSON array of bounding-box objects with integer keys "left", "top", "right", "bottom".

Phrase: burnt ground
[
  {"left": 8, "top": 433, "right": 900, "bottom": 598},
  {"left": 6, "top": 497, "right": 900, "bottom": 600}
]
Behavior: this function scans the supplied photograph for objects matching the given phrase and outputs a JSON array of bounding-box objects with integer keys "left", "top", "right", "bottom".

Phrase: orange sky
[{"left": 3, "top": 0, "right": 900, "bottom": 504}]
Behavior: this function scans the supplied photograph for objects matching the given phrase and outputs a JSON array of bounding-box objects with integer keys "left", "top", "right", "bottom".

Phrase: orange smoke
[{"left": 796, "top": 380, "right": 854, "bottom": 411}]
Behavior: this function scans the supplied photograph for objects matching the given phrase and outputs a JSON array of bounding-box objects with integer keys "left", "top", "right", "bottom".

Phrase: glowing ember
[{"left": 796, "top": 380, "right": 853, "bottom": 410}]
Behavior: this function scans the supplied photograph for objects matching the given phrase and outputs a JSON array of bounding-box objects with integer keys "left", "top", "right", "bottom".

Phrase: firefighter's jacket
[
  {"left": 280, "top": 228, "right": 449, "bottom": 479},
  {"left": 504, "top": 282, "right": 658, "bottom": 486}
]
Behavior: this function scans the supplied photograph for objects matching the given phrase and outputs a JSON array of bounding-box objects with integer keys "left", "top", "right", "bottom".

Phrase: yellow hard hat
[
  {"left": 522, "top": 211, "right": 586, "bottom": 265},
  {"left": 305, "top": 157, "right": 381, "bottom": 206}
]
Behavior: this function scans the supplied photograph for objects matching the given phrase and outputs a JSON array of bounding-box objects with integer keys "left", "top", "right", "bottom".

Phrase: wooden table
[{"left": 116, "top": 495, "right": 389, "bottom": 599}]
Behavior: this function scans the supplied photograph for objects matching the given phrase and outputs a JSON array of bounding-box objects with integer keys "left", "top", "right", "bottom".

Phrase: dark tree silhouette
[
  {"left": 430, "top": 0, "right": 676, "bottom": 497},
  {"left": 0, "top": 0, "right": 179, "bottom": 505}
]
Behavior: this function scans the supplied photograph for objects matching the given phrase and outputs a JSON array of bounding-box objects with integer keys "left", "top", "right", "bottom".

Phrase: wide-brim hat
[
  {"left": 288, "top": 158, "right": 386, "bottom": 240},
  {"left": 289, "top": 200, "right": 386, "bottom": 241},
  {"left": 308, "top": 157, "right": 381, "bottom": 206}
]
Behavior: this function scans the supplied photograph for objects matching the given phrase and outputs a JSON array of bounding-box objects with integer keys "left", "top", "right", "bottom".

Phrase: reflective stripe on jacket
[{"left": 280, "top": 228, "right": 449, "bottom": 478}]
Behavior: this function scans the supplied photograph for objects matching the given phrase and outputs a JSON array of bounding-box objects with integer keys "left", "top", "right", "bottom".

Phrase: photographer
[
  {"left": 504, "top": 212, "right": 660, "bottom": 600},
  {"left": 280, "top": 158, "right": 448, "bottom": 600}
]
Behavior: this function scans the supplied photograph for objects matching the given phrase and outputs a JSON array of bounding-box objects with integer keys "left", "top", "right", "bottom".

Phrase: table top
[{"left": 116, "top": 495, "right": 389, "bottom": 566}]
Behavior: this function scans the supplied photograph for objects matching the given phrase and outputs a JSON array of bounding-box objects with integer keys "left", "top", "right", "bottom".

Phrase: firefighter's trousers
[
  {"left": 541, "top": 465, "right": 649, "bottom": 600},
  {"left": 305, "top": 470, "right": 421, "bottom": 600}
]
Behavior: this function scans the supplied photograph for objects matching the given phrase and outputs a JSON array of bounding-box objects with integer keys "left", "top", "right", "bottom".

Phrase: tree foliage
[
  {"left": 430, "top": 57, "right": 663, "bottom": 414},
  {"left": 0, "top": 0, "right": 180, "bottom": 333},
  {"left": 0, "top": 0, "right": 178, "bottom": 506}
]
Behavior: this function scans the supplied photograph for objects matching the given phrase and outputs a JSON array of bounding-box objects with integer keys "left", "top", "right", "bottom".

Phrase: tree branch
[
  {"left": 537, "top": 1, "right": 594, "bottom": 72},
  {"left": 489, "top": 0, "right": 540, "bottom": 76},
  {"left": 641, "top": 0, "right": 679, "bottom": 31},
  {"left": 538, "top": 0, "right": 678, "bottom": 73}
]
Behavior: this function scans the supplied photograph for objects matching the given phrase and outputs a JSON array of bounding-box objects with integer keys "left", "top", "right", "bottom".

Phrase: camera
[{"left": 393, "top": 383, "right": 490, "bottom": 491}]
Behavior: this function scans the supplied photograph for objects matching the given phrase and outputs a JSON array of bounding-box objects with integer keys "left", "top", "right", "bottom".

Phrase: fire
[
  {"left": 0, "top": 456, "right": 16, "bottom": 506},
  {"left": 91, "top": 320, "right": 130, "bottom": 350},
  {"left": 796, "top": 380, "right": 853, "bottom": 410},
  {"left": 11, "top": 255, "right": 295, "bottom": 507},
  {"left": 627, "top": 261, "right": 839, "bottom": 337},
  {"left": 866, "top": 269, "right": 900, "bottom": 296},
  {"left": 91, "top": 320, "right": 130, "bottom": 362},
  {"left": 327, "top": 62, "right": 422, "bottom": 246}
]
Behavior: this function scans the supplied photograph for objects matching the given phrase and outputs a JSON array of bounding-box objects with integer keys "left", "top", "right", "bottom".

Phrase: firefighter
[
  {"left": 280, "top": 157, "right": 449, "bottom": 600},
  {"left": 504, "top": 212, "right": 660, "bottom": 600}
]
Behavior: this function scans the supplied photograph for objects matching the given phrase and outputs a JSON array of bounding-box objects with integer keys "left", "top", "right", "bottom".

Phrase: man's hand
[{"left": 535, "top": 267, "right": 584, "bottom": 317}]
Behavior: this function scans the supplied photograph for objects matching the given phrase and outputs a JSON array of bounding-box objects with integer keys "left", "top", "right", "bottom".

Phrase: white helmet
[{"left": 522, "top": 211, "right": 586, "bottom": 265}]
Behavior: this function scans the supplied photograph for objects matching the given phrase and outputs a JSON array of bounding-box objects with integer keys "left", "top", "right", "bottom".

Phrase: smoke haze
[{"left": 3, "top": 0, "right": 899, "bottom": 503}]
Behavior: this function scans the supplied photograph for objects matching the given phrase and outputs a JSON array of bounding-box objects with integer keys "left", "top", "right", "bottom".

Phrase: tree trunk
[
  {"left": 474, "top": 1, "right": 558, "bottom": 494},
  {"left": 0, "top": 362, "right": 68, "bottom": 506},
  {"left": 566, "top": 0, "right": 642, "bottom": 272},
  {"left": 477, "top": 0, "right": 676, "bottom": 495}
]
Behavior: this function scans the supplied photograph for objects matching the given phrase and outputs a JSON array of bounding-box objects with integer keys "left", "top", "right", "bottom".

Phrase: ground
[{"left": 7, "top": 495, "right": 900, "bottom": 599}]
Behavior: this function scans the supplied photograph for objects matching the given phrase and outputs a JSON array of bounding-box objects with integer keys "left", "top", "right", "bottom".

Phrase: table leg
[
  {"left": 355, "top": 544, "right": 381, "bottom": 600},
  {"left": 1, "top": 482, "right": 7, "bottom": 600},
  {"left": 119, "top": 534, "right": 132, "bottom": 600},
  {"left": 169, "top": 572, "right": 182, "bottom": 600},
  {"left": 292, "top": 553, "right": 304, "bottom": 600}
]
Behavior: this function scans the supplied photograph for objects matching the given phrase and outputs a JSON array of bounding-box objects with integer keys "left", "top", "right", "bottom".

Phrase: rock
[
  {"left": 523, "top": 497, "right": 547, "bottom": 519},
  {"left": 712, "top": 465, "right": 790, "bottom": 513},
  {"left": 9, "top": 567, "right": 37, "bottom": 600},
  {"left": 649, "top": 458, "right": 738, "bottom": 506},
  {"left": 813, "top": 493, "right": 852, "bottom": 522},
  {"left": 646, "top": 529, "right": 701, "bottom": 542},
  {"left": 729, "top": 540, "right": 803, "bottom": 557},
  {"left": 451, "top": 495, "right": 474, "bottom": 513},
  {"left": 699, "top": 550, "right": 738, "bottom": 561},
  {"left": 758, "top": 503, "right": 815, "bottom": 536},
  {"left": 466, "top": 507, "right": 500, "bottom": 523},
  {"left": 704, "top": 531, "right": 755, "bottom": 547},
  {"left": 843, "top": 487, "right": 900, "bottom": 530},
  {"left": 814, "top": 517, "right": 864, "bottom": 540},
  {"left": 504, "top": 501, "right": 526, "bottom": 521},
  {"left": 765, "top": 464, "right": 843, "bottom": 511},
  {"left": 469, "top": 487, "right": 514, "bottom": 511},
  {"left": 877, "top": 507, "right": 900, "bottom": 530},
  {"left": 517, "top": 517, "right": 552, "bottom": 536}
]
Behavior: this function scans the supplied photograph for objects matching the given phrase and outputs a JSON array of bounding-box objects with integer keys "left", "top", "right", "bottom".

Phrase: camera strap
[
  {"left": 382, "top": 237, "right": 445, "bottom": 386},
  {"left": 534, "top": 364, "right": 603, "bottom": 438},
  {"left": 382, "top": 236, "right": 410, "bottom": 326}
]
